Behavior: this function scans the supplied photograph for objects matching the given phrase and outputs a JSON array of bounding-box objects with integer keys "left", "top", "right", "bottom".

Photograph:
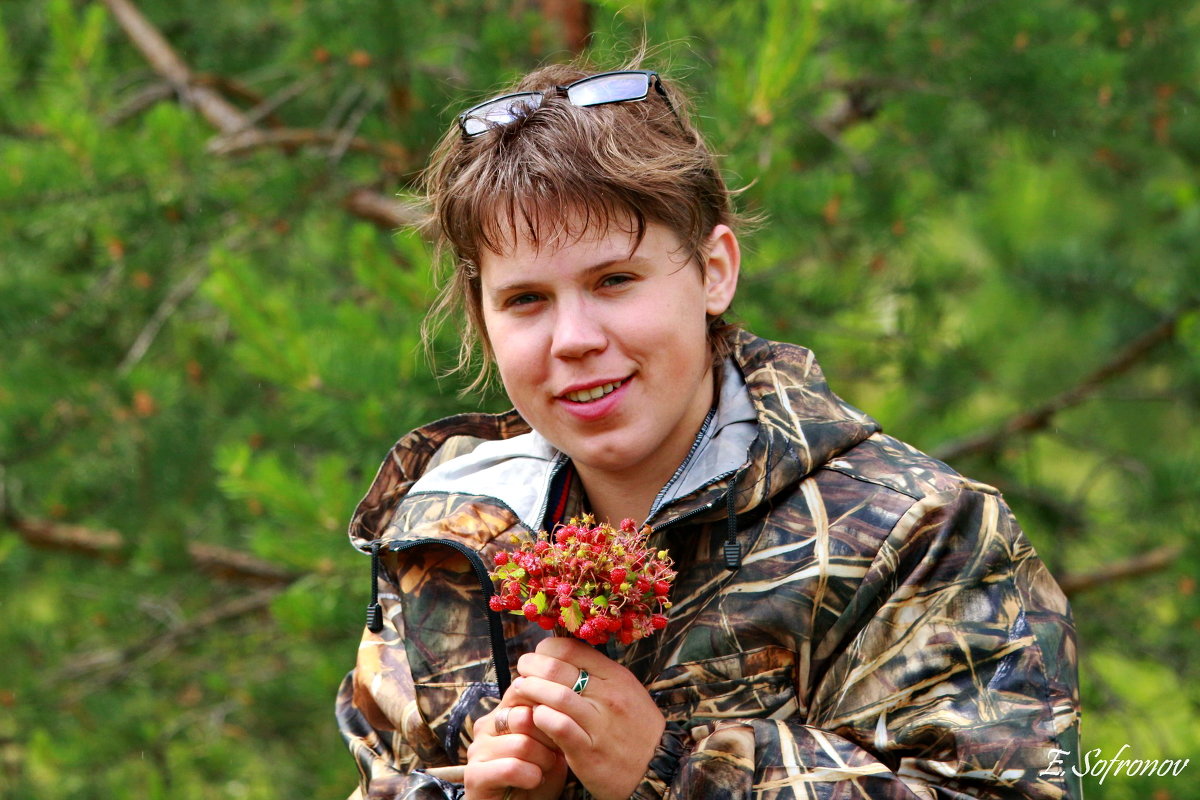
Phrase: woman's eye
[
  {"left": 505, "top": 293, "right": 543, "bottom": 308},
  {"left": 600, "top": 274, "right": 633, "bottom": 288}
]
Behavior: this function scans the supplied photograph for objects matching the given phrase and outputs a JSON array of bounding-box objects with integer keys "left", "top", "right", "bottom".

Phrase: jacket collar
[
  {"left": 347, "top": 330, "right": 880, "bottom": 549},
  {"left": 646, "top": 330, "right": 880, "bottom": 528}
]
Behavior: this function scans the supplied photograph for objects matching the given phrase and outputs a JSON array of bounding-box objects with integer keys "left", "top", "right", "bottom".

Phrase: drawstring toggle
[{"left": 366, "top": 540, "right": 384, "bottom": 633}]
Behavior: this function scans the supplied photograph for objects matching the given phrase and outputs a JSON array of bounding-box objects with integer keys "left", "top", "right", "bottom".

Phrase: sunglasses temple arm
[{"left": 653, "top": 79, "right": 686, "bottom": 134}]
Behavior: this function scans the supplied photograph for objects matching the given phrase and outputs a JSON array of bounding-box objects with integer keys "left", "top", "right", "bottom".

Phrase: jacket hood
[{"left": 347, "top": 329, "right": 880, "bottom": 550}]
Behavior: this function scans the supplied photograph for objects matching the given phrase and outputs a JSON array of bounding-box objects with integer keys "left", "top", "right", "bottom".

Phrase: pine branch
[
  {"left": 934, "top": 305, "right": 1198, "bottom": 464},
  {"left": 9, "top": 514, "right": 299, "bottom": 587},
  {"left": 1056, "top": 545, "right": 1184, "bottom": 597}
]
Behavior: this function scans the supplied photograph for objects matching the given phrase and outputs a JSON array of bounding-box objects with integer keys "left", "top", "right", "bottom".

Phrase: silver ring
[
  {"left": 494, "top": 706, "right": 511, "bottom": 736},
  {"left": 572, "top": 668, "right": 590, "bottom": 695}
]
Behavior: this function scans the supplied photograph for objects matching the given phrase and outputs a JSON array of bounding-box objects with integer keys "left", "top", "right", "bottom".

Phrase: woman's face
[{"left": 478, "top": 218, "right": 739, "bottom": 494}]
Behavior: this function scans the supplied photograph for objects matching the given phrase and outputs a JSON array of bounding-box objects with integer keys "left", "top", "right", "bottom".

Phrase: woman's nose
[{"left": 549, "top": 300, "right": 607, "bottom": 359}]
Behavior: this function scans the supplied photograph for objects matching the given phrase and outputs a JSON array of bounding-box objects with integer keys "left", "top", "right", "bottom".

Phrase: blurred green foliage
[{"left": 1, "top": 0, "right": 1198, "bottom": 797}]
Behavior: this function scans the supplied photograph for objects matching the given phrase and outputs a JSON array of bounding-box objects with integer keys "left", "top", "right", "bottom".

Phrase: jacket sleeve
[
  {"left": 632, "top": 487, "right": 1082, "bottom": 800},
  {"left": 334, "top": 580, "right": 465, "bottom": 800}
]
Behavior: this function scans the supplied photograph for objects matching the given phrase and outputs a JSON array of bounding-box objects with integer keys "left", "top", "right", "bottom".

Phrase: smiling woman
[
  {"left": 334, "top": 57, "right": 1082, "bottom": 800},
  {"left": 479, "top": 218, "right": 738, "bottom": 525}
]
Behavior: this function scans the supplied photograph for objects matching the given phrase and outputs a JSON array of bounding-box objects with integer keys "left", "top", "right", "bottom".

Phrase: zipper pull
[
  {"left": 724, "top": 474, "right": 742, "bottom": 570},
  {"left": 366, "top": 540, "right": 384, "bottom": 633}
]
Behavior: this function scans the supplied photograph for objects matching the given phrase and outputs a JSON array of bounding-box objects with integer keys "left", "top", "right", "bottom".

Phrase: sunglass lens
[
  {"left": 462, "top": 92, "right": 543, "bottom": 135},
  {"left": 566, "top": 73, "right": 650, "bottom": 107}
]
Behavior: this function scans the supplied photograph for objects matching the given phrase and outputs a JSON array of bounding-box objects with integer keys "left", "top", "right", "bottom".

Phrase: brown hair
[{"left": 421, "top": 57, "right": 744, "bottom": 394}]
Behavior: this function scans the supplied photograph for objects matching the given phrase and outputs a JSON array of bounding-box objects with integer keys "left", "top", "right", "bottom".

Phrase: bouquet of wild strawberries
[{"left": 488, "top": 516, "right": 675, "bottom": 646}]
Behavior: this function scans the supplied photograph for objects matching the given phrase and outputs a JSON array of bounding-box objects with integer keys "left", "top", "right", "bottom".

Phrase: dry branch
[
  {"left": 816, "top": 87, "right": 882, "bottom": 136},
  {"left": 11, "top": 515, "right": 299, "bottom": 587},
  {"left": 184, "top": 543, "right": 300, "bottom": 586},
  {"left": 103, "top": 0, "right": 415, "bottom": 229},
  {"left": 343, "top": 188, "right": 424, "bottom": 229},
  {"left": 207, "top": 126, "right": 406, "bottom": 160},
  {"left": 538, "top": 0, "right": 591, "bottom": 54},
  {"left": 101, "top": 0, "right": 247, "bottom": 134},
  {"left": 56, "top": 587, "right": 279, "bottom": 687},
  {"left": 1056, "top": 545, "right": 1184, "bottom": 597},
  {"left": 934, "top": 306, "right": 1197, "bottom": 464},
  {"left": 225, "top": 70, "right": 324, "bottom": 135},
  {"left": 328, "top": 89, "right": 379, "bottom": 164},
  {"left": 104, "top": 80, "right": 174, "bottom": 126},
  {"left": 11, "top": 517, "right": 124, "bottom": 557},
  {"left": 118, "top": 260, "right": 209, "bottom": 375}
]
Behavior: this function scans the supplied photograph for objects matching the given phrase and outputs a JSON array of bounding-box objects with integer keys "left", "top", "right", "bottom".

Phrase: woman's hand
[
  {"left": 464, "top": 704, "right": 567, "bottom": 800},
  {"left": 509, "top": 637, "right": 666, "bottom": 800}
]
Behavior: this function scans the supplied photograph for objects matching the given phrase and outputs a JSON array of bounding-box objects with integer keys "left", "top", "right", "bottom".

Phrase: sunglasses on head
[{"left": 457, "top": 70, "right": 680, "bottom": 137}]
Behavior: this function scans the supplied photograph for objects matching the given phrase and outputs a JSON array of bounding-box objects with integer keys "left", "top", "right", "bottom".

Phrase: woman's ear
[{"left": 702, "top": 225, "right": 740, "bottom": 316}]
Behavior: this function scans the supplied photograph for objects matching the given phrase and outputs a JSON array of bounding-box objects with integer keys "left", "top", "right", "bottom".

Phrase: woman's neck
[
  {"left": 572, "top": 368, "right": 722, "bottom": 526},
  {"left": 575, "top": 466, "right": 662, "bottom": 528}
]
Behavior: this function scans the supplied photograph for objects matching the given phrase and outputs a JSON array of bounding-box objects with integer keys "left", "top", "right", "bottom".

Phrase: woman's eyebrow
[{"left": 489, "top": 255, "right": 648, "bottom": 296}]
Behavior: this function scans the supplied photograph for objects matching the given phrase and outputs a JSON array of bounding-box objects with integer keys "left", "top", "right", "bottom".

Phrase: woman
[{"left": 335, "top": 61, "right": 1082, "bottom": 800}]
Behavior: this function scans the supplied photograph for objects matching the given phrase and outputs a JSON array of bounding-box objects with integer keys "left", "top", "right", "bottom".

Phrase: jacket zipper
[
  {"left": 649, "top": 466, "right": 739, "bottom": 531},
  {"left": 363, "top": 538, "right": 513, "bottom": 696},
  {"left": 533, "top": 453, "right": 571, "bottom": 532},
  {"left": 649, "top": 408, "right": 717, "bottom": 518},
  {"left": 651, "top": 466, "right": 745, "bottom": 569}
]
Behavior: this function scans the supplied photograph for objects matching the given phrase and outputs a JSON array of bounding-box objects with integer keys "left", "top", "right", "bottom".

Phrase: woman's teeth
[{"left": 565, "top": 380, "right": 624, "bottom": 403}]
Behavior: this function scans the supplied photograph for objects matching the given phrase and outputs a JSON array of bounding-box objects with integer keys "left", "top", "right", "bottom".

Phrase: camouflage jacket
[{"left": 335, "top": 331, "right": 1082, "bottom": 800}]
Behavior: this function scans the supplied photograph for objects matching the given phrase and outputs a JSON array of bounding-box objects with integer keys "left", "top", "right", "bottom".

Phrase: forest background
[{"left": 2, "top": 0, "right": 1198, "bottom": 798}]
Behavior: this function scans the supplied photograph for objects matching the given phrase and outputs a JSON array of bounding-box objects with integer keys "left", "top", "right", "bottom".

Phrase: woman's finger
[
  {"left": 512, "top": 639, "right": 668, "bottom": 800},
  {"left": 529, "top": 700, "right": 593, "bottom": 752},
  {"left": 468, "top": 723, "right": 562, "bottom": 774},
  {"left": 484, "top": 703, "right": 560, "bottom": 752},
  {"left": 464, "top": 754, "right": 545, "bottom": 795},
  {"left": 532, "top": 635, "right": 615, "bottom": 671},
  {"left": 516, "top": 651, "right": 589, "bottom": 690},
  {"left": 505, "top": 676, "right": 595, "bottom": 734}
]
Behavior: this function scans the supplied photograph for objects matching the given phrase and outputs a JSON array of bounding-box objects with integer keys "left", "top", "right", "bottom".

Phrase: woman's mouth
[{"left": 563, "top": 378, "right": 628, "bottom": 404}]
